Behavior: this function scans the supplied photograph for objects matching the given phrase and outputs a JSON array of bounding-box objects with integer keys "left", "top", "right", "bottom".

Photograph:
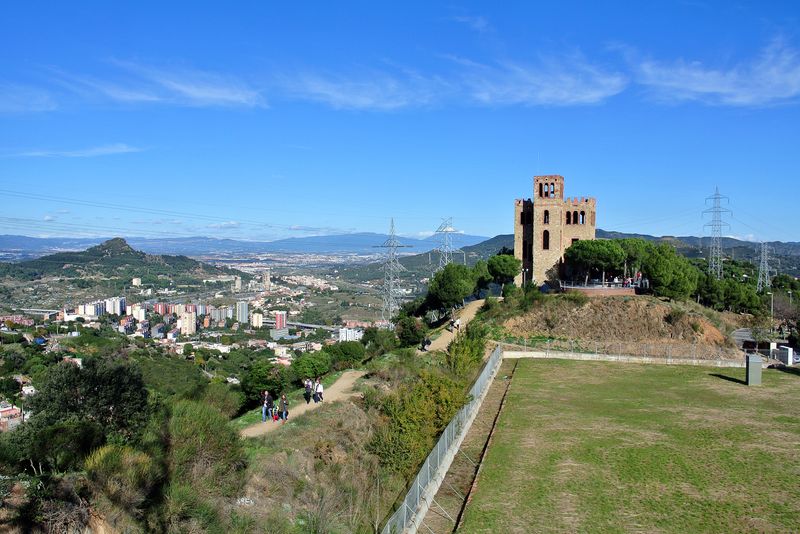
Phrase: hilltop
[
  {"left": 0, "top": 238, "right": 245, "bottom": 309},
  {"left": 0, "top": 238, "right": 235, "bottom": 280}
]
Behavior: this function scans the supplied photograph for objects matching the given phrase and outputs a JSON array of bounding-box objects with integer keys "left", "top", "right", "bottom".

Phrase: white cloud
[
  {"left": 636, "top": 39, "right": 800, "bottom": 106},
  {"left": 278, "top": 69, "right": 447, "bottom": 110},
  {"left": 279, "top": 52, "right": 626, "bottom": 109},
  {"left": 43, "top": 215, "right": 56, "bottom": 221},
  {"left": 54, "top": 61, "right": 266, "bottom": 108},
  {"left": 459, "top": 55, "right": 628, "bottom": 106},
  {"left": 207, "top": 221, "right": 241, "bottom": 229},
  {"left": 2, "top": 143, "right": 143, "bottom": 158},
  {"left": 0, "top": 83, "right": 57, "bottom": 113},
  {"left": 452, "top": 15, "right": 491, "bottom": 33},
  {"left": 0, "top": 143, "right": 143, "bottom": 158}
]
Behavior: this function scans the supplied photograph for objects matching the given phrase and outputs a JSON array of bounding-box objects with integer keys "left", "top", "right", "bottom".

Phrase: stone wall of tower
[
  {"left": 513, "top": 199, "right": 533, "bottom": 285},
  {"left": 515, "top": 174, "right": 596, "bottom": 286}
]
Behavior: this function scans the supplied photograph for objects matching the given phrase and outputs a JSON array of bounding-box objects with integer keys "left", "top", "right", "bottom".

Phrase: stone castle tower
[{"left": 513, "top": 175, "right": 596, "bottom": 286}]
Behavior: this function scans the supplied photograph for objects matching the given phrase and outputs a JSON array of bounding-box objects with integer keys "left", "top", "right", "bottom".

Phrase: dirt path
[
  {"left": 240, "top": 370, "right": 366, "bottom": 438},
  {"left": 425, "top": 299, "right": 485, "bottom": 353}
]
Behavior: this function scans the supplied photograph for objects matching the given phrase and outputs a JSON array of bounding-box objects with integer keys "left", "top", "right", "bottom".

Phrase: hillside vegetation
[
  {"left": 498, "top": 294, "right": 743, "bottom": 358},
  {"left": 0, "top": 238, "right": 246, "bottom": 309}
]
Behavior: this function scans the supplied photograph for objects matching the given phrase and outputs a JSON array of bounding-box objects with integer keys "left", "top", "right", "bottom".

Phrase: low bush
[{"left": 85, "top": 444, "right": 162, "bottom": 517}]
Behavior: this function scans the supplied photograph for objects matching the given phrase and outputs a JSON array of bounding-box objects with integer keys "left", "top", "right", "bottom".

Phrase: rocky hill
[
  {"left": 0, "top": 238, "right": 236, "bottom": 280},
  {"left": 0, "top": 238, "right": 246, "bottom": 310}
]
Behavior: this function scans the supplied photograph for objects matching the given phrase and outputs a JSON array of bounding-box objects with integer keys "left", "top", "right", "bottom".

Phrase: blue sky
[{"left": 1, "top": 1, "right": 799, "bottom": 243}]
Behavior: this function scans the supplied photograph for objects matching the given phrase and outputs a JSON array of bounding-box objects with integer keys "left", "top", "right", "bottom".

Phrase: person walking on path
[
  {"left": 279, "top": 394, "right": 289, "bottom": 424},
  {"left": 304, "top": 378, "right": 313, "bottom": 404},
  {"left": 261, "top": 390, "right": 270, "bottom": 423},
  {"left": 266, "top": 391, "right": 274, "bottom": 422},
  {"left": 315, "top": 378, "right": 324, "bottom": 402}
]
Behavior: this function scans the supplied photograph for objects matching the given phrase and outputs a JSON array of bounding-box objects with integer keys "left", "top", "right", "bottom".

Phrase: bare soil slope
[{"left": 505, "top": 296, "right": 740, "bottom": 357}]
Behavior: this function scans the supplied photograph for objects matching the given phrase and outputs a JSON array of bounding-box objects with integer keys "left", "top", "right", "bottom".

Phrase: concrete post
[{"left": 746, "top": 354, "right": 762, "bottom": 386}]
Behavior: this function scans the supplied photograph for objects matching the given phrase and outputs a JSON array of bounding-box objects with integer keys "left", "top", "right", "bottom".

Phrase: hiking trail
[{"left": 240, "top": 370, "right": 366, "bottom": 438}]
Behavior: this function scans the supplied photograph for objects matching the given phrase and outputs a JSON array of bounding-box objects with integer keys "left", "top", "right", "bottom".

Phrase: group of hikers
[{"left": 260, "top": 377, "right": 325, "bottom": 424}]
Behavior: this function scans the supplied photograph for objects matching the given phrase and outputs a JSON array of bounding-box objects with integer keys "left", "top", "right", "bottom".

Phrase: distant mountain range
[
  {"left": 1, "top": 232, "right": 798, "bottom": 277},
  {"left": 0, "top": 233, "right": 490, "bottom": 259}
]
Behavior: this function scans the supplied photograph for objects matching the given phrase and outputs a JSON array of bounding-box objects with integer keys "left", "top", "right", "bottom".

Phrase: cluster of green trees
[
  {"left": 563, "top": 238, "right": 765, "bottom": 313},
  {"left": 368, "top": 322, "right": 488, "bottom": 477},
  {"left": 413, "top": 254, "right": 521, "bottom": 314},
  {"left": 0, "top": 356, "right": 246, "bottom": 531}
]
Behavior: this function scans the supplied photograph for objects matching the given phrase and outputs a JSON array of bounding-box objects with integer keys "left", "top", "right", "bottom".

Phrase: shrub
[
  {"left": 292, "top": 352, "right": 332, "bottom": 382},
  {"left": 665, "top": 309, "right": 686, "bottom": 325},
  {"left": 200, "top": 382, "right": 246, "bottom": 418},
  {"left": 168, "top": 400, "right": 245, "bottom": 497},
  {"left": 85, "top": 444, "right": 162, "bottom": 517},
  {"left": 325, "top": 341, "right": 366, "bottom": 369},
  {"left": 561, "top": 290, "right": 589, "bottom": 306},
  {"left": 395, "top": 316, "right": 427, "bottom": 348}
]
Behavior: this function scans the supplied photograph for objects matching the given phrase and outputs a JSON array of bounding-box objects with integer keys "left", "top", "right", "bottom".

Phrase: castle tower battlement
[{"left": 514, "top": 175, "right": 596, "bottom": 286}]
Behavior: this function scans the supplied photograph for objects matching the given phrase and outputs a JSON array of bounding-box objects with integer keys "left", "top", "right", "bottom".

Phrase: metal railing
[{"left": 381, "top": 345, "right": 504, "bottom": 534}]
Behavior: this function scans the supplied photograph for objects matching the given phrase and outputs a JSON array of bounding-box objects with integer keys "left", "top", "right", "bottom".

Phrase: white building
[
  {"left": 236, "top": 301, "right": 249, "bottom": 323},
  {"left": 338, "top": 328, "right": 364, "bottom": 342},
  {"left": 180, "top": 311, "right": 197, "bottom": 336},
  {"left": 104, "top": 296, "right": 126, "bottom": 316},
  {"left": 251, "top": 312, "right": 263, "bottom": 329},
  {"left": 132, "top": 277, "right": 142, "bottom": 286}
]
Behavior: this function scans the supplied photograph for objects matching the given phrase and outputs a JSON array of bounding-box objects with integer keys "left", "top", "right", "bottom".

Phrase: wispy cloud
[
  {"left": 0, "top": 83, "right": 57, "bottom": 113},
  {"left": 43, "top": 215, "right": 56, "bottom": 222},
  {"left": 207, "top": 221, "right": 241, "bottom": 229},
  {"left": 278, "top": 69, "right": 447, "bottom": 110},
  {"left": 457, "top": 54, "right": 628, "bottom": 106},
  {"left": 278, "top": 52, "right": 626, "bottom": 110},
  {"left": 2, "top": 143, "right": 143, "bottom": 158},
  {"left": 53, "top": 61, "right": 266, "bottom": 108},
  {"left": 636, "top": 39, "right": 800, "bottom": 106},
  {"left": 451, "top": 15, "right": 492, "bottom": 33}
]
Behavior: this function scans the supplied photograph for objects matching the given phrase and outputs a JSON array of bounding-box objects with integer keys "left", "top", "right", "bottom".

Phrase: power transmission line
[
  {"left": 703, "top": 187, "right": 731, "bottom": 280},
  {"left": 756, "top": 241, "right": 775, "bottom": 292},
  {"left": 433, "top": 217, "right": 464, "bottom": 272},
  {"left": 374, "top": 219, "right": 411, "bottom": 324}
]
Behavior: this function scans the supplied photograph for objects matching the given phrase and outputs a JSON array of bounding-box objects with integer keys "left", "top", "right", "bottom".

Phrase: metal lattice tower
[
  {"left": 375, "top": 219, "right": 411, "bottom": 323},
  {"left": 756, "top": 241, "right": 773, "bottom": 292},
  {"left": 433, "top": 217, "right": 464, "bottom": 271},
  {"left": 703, "top": 187, "right": 731, "bottom": 280}
]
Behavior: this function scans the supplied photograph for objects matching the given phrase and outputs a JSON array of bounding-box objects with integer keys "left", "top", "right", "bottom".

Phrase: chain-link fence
[{"left": 381, "top": 345, "right": 503, "bottom": 534}]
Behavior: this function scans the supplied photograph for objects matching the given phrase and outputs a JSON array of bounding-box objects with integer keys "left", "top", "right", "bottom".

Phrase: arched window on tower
[
  {"left": 580, "top": 211, "right": 586, "bottom": 225},
  {"left": 538, "top": 182, "right": 543, "bottom": 197},
  {"left": 544, "top": 210, "right": 549, "bottom": 224},
  {"left": 550, "top": 183, "right": 555, "bottom": 198},
  {"left": 543, "top": 230, "right": 550, "bottom": 250},
  {"left": 566, "top": 211, "right": 571, "bottom": 225},
  {"left": 573, "top": 210, "right": 578, "bottom": 225}
]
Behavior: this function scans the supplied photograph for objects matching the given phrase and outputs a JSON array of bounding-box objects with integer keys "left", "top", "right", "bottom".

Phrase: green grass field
[{"left": 460, "top": 359, "right": 800, "bottom": 533}]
